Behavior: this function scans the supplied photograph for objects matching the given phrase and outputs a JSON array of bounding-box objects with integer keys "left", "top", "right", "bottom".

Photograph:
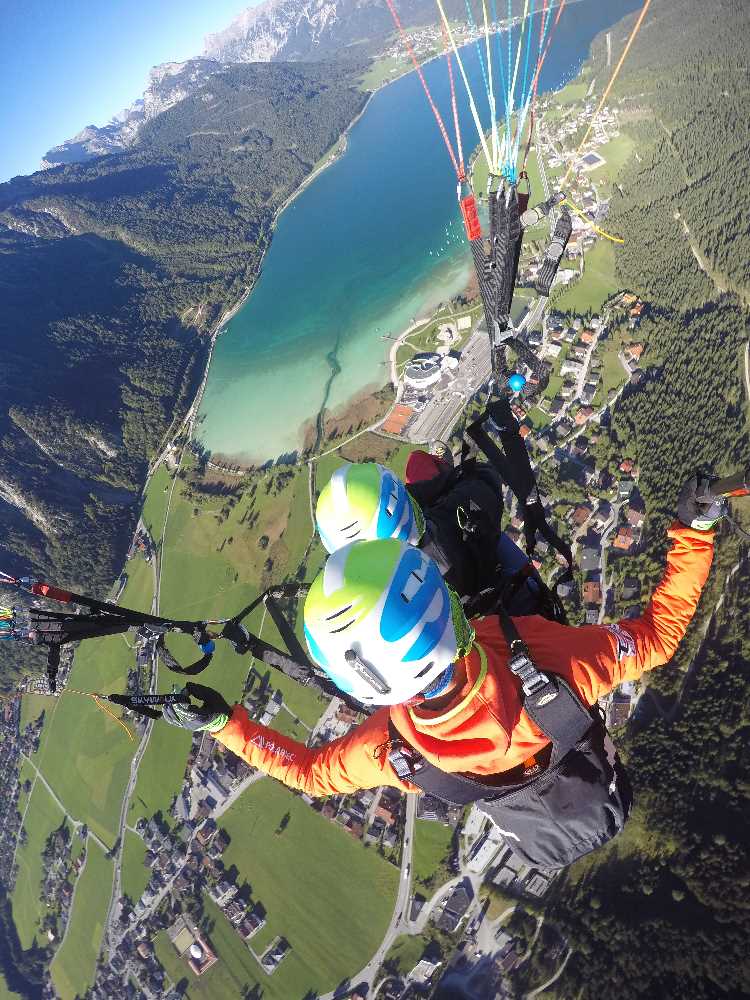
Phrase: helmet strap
[
  {"left": 421, "top": 663, "right": 455, "bottom": 699},
  {"left": 447, "top": 585, "right": 475, "bottom": 659}
]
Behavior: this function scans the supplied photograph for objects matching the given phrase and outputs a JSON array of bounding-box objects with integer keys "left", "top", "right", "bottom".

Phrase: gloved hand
[
  {"left": 161, "top": 682, "right": 232, "bottom": 733},
  {"left": 678, "top": 474, "right": 728, "bottom": 531}
]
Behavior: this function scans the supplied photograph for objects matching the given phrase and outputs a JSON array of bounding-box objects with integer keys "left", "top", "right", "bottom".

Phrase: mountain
[
  {"left": 41, "top": 58, "right": 222, "bottom": 169},
  {"left": 40, "top": 0, "right": 501, "bottom": 170},
  {"left": 0, "top": 60, "right": 366, "bottom": 690}
]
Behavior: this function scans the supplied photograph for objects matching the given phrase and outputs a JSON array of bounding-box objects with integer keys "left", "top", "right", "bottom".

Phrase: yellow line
[{"left": 561, "top": 198, "right": 624, "bottom": 244}]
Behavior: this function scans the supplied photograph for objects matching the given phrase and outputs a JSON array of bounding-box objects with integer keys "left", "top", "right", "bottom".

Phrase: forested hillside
[
  {"left": 540, "top": 3, "right": 750, "bottom": 997},
  {"left": 0, "top": 62, "right": 365, "bottom": 688}
]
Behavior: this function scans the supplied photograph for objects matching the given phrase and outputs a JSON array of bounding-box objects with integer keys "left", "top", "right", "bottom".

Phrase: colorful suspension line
[
  {"left": 519, "top": 0, "right": 568, "bottom": 174},
  {"left": 383, "top": 0, "right": 463, "bottom": 180},
  {"left": 561, "top": 198, "right": 624, "bottom": 245},
  {"left": 479, "top": 0, "right": 501, "bottom": 170},
  {"left": 512, "top": 0, "right": 551, "bottom": 170},
  {"left": 435, "top": 0, "right": 494, "bottom": 172},
  {"left": 441, "top": 20, "right": 465, "bottom": 175},
  {"left": 461, "top": 0, "right": 492, "bottom": 122}
]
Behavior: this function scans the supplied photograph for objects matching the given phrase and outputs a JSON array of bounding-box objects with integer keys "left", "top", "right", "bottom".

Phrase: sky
[{"left": 0, "top": 0, "right": 262, "bottom": 182}]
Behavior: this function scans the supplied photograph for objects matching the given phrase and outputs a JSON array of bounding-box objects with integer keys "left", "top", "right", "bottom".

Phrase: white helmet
[
  {"left": 315, "top": 462, "right": 423, "bottom": 554},
  {"left": 303, "top": 539, "right": 457, "bottom": 705}
]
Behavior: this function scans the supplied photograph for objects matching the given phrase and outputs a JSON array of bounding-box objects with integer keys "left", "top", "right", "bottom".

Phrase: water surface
[{"left": 198, "top": 0, "right": 638, "bottom": 461}]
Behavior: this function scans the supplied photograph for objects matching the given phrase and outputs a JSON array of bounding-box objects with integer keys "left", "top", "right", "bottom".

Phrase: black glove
[
  {"left": 677, "top": 474, "right": 728, "bottom": 531},
  {"left": 161, "top": 682, "right": 232, "bottom": 733},
  {"left": 108, "top": 693, "right": 161, "bottom": 720}
]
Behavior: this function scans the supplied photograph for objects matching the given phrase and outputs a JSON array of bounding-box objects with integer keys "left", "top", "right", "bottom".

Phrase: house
[
  {"left": 240, "top": 911, "right": 266, "bottom": 939},
  {"left": 519, "top": 424, "right": 532, "bottom": 439},
  {"left": 418, "top": 794, "right": 451, "bottom": 824},
  {"left": 549, "top": 397, "right": 565, "bottom": 415},
  {"left": 570, "top": 505, "right": 592, "bottom": 528},
  {"left": 375, "top": 804, "right": 398, "bottom": 827},
  {"left": 619, "top": 458, "right": 636, "bottom": 475},
  {"left": 585, "top": 608, "right": 599, "bottom": 624},
  {"left": 618, "top": 478, "right": 635, "bottom": 500},
  {"left": 436, "top": 884, "right": 472, "bottom": 932},
  {"left": 321, "top": 801, "right": 338, "bottom": 820},
  {"left": 224, "top": 899, "right": 246, "bottom": 925},
  {"left": 613, "top": 527, "right": 634, "bottom": 551},
  {"left": 580, "top": 548, "right": 599, "bottom": 572},
  {"left": 580, "top": 329, "right": 595, "bottom": 345},
  {"left": 622, "top": 576, "right": 640, "bottom": 600},
  {"left": 627, "top": 507, "right": 645, "bottom": 529},
  {"left": 583, "top": 581, "right": 602, "bottom": 604},
  {"left": 210, "top": 880, "right": 236, "bottom": 906},
  {"left": 608, "top": 695, "right": 632, "bottom": 728},
  {"left": 195, "top": 819, "right": 217, "bottom": 847},
  {"left": 575, "top": 406, "right": 594, "bottom": 426},
  {"left": 624, "top": 342, "right": 644, "bottom": 361}
]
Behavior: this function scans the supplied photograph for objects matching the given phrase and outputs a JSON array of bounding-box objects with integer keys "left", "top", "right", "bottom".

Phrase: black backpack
[
  {"left": 407, "top": 464, "right": 505, "bottom": 602},
  {"left": 407, "top": 461, "right": 568, "bottom": 624},
  {"left": 387, "top": 607, "right": 633, "bottom": 871}
]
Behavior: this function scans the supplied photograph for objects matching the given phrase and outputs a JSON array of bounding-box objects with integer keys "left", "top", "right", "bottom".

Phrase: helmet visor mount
[{"left": 344, "top": 649, "right": 392, "bottom": 698}]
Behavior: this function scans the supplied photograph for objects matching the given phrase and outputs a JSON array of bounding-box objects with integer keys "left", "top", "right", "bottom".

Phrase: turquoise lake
[{"left": 197, "top": 0, "right": 638, "bottom": 462}]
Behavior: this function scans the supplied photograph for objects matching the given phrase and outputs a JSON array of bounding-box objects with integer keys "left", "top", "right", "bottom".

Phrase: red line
[
  {"left": 441, "top": 20, "right": 465, "bottom": 177},
  {"left": 384, "top": 0, "right": 461, "bottom": 179}
]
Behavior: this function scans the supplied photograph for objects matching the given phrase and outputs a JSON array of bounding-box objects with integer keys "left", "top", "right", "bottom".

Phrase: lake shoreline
[{"left": 182, "top": 1, "right": 610, "bottom": 470}]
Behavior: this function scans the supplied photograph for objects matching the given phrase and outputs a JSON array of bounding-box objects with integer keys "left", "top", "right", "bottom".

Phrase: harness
[{"left": 387, "top": 604, "right": 633, "bottom": 870}]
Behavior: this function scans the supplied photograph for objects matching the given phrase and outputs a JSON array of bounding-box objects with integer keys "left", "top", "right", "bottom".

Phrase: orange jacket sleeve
[
  {"left": 213, "top": 704, "right": 411, "bottom": 796},
  {"left": 557, "top": 521, "right": 715, "bottom": 706}
]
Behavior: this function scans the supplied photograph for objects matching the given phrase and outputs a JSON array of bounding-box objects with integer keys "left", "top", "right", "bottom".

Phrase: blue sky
[{"left": 0, "top": 0, "right": 259, "bottom": 182}]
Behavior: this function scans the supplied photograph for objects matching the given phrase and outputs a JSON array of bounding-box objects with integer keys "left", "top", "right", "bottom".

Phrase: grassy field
[
  {"left": 359, "top": 54, "right": 410, "bottom": 92},
  {"left": 120, "top": 831, "right": 150, "bottom": 903},
  {"left": 50, "top": 842, "right": 112, "bottom": 1000},
  {"left": 595, "top": 333, "right": 628, "bottom": 407},
  {"left": 127, "top": 722, "right": 191, "bottom": 828},
  {"left": 382, "top": 932, "right": 432, "bottom": 976},
  {"left": 35, "top": 635, "right": 136, "bottom": 846},
  {"left": 141, "top": 464, "right": 172, "bottom": 545},
  {"left": 11, "top": 782, "right": 65, "bottom": 948},
  {"left": 120, "top": 554, "right": 153, "bottom": 614},
  {"left": 412, "top": 818, "right": 454, "bottom": 887},
  {"left": 19, "top": 694, "right": 56, "bottom": 733},
  {"left": 16, "top": 759, "right": 36, "bottom": 813},
  {"left": 553, "top": 240, "right": 620, "bottom": 315},
  {"left": 585, "top": 132, "right": 636, "bottom": 198},
  {"left": 0, "top": 977, "right": 22, "bottom": 1000},
  {"left": 216, "top": 778, "right": 399, "bottom": 997}
]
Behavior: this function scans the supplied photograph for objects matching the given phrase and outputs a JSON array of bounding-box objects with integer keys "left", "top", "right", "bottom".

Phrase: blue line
[
  {"left": 491, "top": 0, "right": 508, "bottom": 131},
  {"left": 519, "top": 0, "right": 535, "bottom": 115},
  {"left": 463, "top": 0, "right": 492, "bottom": 118}
]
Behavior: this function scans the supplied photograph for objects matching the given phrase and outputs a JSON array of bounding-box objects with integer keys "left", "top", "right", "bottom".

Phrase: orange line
[{"left": 562, "top": 0, "right": 653, "bottom": 187}]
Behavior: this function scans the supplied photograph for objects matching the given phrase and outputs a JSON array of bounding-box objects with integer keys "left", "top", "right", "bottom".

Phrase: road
[
  {"left": 104, "top": 431, "right": 188, "bottom": 947},
  {"left": 20, "top": 754, "right": 108, "bottom": 853},
  {"left": 319, "top": 793, "right": 417, "bottom": 998}
]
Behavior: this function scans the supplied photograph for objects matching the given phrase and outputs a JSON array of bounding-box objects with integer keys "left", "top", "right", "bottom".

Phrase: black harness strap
[
  {"left": 463, "top": 396, "right": 574, "bottom": 594},
  {"left": 387, "top": 606, "right": 593, "bottom": 804}
]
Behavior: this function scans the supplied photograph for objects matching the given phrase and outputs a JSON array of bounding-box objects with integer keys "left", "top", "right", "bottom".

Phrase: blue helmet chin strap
[{"left": 421, "top": 663, "right": 455, "bottom": 700}]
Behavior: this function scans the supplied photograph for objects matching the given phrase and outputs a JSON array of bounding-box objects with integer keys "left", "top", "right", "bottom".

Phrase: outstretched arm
[
  {"left": 548, "top": 522, "right": 715, "bottom": 706},
  {"left": 213, "top": 706, "right": 410, "bottom": 796}
]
